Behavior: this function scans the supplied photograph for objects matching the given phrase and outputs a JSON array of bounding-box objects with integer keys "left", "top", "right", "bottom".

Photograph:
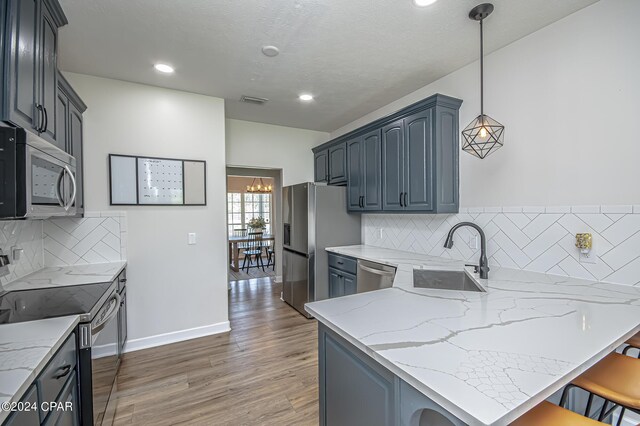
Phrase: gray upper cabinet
[
  {"left": 315, "top": 94, "right": 462, "bottom": 213},
  {"left": 403, "top": 109, "right": 433, "bottom": 211},
  {"left": 346, "top": 137, "right": 362, "bottom": 210},
  {"left": 2, "top": 0, "right": 40, "bottom": 132},
  {"left": 328, "top": 142, "right": 346, "bottom": 185},
  {"left": 0, "top": 0, "right": 67, "bottom": 142},
  {"left": 381, "top": 120, "right": 405, "bottom": 211},
  {"left": 38, "top": 0, "right": 59, "bottom": 145},
  {"left": 314, "top": 149, "right": 328, "bottom": 183},
  {"left": 58, "top": 72, "right": 87, "bottom": 217},
  {"left": 348, "top": 130, "right": 382, "bottom": 212}
]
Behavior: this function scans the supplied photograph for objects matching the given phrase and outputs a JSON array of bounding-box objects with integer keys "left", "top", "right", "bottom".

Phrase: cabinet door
[
  {"left": 56, "top": 90, "right": 69, "bottom": 151},
  {"left": 4, "top": 0, "right": 39, "bottom": 131},
  {"left": 343, "top": 272, "right": 357, "bottom": 296},
  {"left": 38, "top": 0, "right": 59, "bottom": 145},
  {"left": 5, "top": 385, "right": 39, "bottom": 426},
  {"left": 404, "top": 110, "right": 434, "bottom": 211},
  {"left": 362, "top": 129, "right": 382, "bottom": 211},
  {"left": 329, "top": 268, "right": 343, "bottom": 298},
  {"left": 346, "top": 137, "right": 363, "bottom": 211},
  {"left": 69, "top": 103, "right": 83, "bottom": 214},
  {"left": 314, "top": 150, "right": 328, "bottom": 182},
  {"left": 322, "top": 329, "right": 395, "bottom": 426},
  {"left": 381, "top": 119, "right": 404, "bottom": 211},
  {"left": 43, "top": 371, "right": 79, "bottom": 426},
  {"left": 328, "top": 142, "right": 347, "bottom": 185}
]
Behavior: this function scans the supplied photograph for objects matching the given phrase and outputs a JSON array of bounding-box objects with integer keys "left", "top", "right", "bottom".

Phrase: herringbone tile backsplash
[
  {"left": 0, "top": 212, "right": 127, "bottom": 286},
  {"left": 363, "top": 205, "right": 640, "bottom": 287},
  {"left": 0, "top": 220, "right": 44, "bottom": 285}
]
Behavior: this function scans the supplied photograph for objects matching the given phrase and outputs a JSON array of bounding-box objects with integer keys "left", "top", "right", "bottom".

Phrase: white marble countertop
[
  {"left": 0, "top": 316, "right": 79, "bottom": 423},
  {"left": 1, "top": 261, "right": 126, "bottom": 293},
  {"left": 307, "top": 245, "right": 640, "bottom": 426}
]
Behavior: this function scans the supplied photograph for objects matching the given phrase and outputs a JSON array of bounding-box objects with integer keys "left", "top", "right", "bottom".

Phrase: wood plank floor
[{"left": 113, "top": 277, "right": 318, "bottom": 425}]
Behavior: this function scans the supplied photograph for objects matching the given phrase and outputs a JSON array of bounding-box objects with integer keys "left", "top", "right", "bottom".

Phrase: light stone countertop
[
  {"left": 0, "top": 316, "right": 79, "bottom": 424},
  {"left": 306, "top": 245, "right": 640, "bottom": 426},
  {"left": 1, "top": 261, "right": 126, "bottom": 293}
]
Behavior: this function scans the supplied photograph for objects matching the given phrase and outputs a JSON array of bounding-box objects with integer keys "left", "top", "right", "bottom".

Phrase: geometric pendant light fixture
[{"left": 461, "top": 3, "right": 505, "bottom": 159}]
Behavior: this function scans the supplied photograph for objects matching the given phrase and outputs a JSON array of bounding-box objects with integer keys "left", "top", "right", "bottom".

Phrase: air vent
[{"left": 240, "top": 95, "right": 269, "bottom": 105}]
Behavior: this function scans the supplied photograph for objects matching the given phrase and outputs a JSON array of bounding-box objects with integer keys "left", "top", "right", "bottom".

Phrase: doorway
[{"left": 226, "top": 167, "right": 283, "bottom": 284}]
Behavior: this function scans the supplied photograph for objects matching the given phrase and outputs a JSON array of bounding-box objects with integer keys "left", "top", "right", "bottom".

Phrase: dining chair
[{"left": 241, "top": 231, "right": 265, "bottom": 272}]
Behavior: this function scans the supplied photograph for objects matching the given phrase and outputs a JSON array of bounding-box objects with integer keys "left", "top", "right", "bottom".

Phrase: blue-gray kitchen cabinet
[
  {"left": 0, "top": 0, "right": 67, "bottom": 145},
  {"left": 319, "top": 324, "right": 396, "bottom": 426},
  {"left": 314, "top": 149, "right": 328, "bottom": 183},
  {"left": 313, "top": 94, "right": 461, "bottom": 213},
  {"left": 328, "top": 142, "right": 347, "bottom": 185},
  {"left": 347, "top": 129, "right": 382, "bottom": 212}
]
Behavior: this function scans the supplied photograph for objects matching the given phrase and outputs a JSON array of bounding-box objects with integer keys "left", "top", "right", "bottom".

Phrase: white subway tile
[
  {"left": 546, "top": 206, "right": 571, "bottom": 214},
  {"left": 571, "top": 205, "right": 601, "bottom": 214},
  {"left": 601, "top": 205, "right": 633, "bottom": 214}
]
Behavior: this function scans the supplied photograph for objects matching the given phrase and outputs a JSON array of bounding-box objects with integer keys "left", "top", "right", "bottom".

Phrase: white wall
[
  {"left": 331, "top": 0, "right": 640, "bottom": 207},
  {"left": 65, "top": 73, "right": 229, "bottom": 348},
  {"left": 226, "top": 118, "right": 328, "bottom": 186}
]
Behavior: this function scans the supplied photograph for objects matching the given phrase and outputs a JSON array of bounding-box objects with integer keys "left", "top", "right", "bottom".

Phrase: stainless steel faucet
[{"left": 443, "top": 222, "right": 490, "bottom": 279}]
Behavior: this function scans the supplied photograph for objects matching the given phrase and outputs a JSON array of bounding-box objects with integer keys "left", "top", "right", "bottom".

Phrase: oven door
[
  {"left": 90, "top": 292, "right": 121, "bottom": 426},
  {"left": 25, "top": 140, "right": 77, "bottom": 218}
]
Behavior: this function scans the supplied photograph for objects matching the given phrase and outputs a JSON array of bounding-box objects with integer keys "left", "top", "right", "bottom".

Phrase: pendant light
[
  {"left": 461, "top": 3, "right": 504, "bottom": 159},
  {"left": 246, "top": 177, "right": 272, "bottom": 194}
]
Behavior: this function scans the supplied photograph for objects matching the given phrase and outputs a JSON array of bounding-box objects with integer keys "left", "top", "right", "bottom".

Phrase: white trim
[
  {"left": 124, "top": 321, "right": 231, "bottom": 353},
  {"left": 274, "top": 275, "right": 283, "bottom": 283}
]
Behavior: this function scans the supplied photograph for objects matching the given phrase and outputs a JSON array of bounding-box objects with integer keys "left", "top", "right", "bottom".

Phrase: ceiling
[{"left": 58, "top": 0, "right": 598, "bottom": 132}]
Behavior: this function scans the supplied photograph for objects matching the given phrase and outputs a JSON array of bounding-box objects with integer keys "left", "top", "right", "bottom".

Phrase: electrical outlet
[
  {"left": 579, "top": 250, "right": 597, "bottom": 264},
  {"left": 188, "top": 233, "right": 197, "bottom": 245},
  {"left": 468, "top": 235, "right": 479, "bottom": 250},
  {"left": 378, "top": 228, "right": 384, "bottom": 239}
]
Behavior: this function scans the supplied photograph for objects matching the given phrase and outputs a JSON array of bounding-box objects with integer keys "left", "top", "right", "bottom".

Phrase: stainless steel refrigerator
[{"left": 282, "top": 183, "right": 361, "bottom": 317}]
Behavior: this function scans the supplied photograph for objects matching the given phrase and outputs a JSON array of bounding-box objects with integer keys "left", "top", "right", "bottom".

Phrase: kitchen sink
[{"left": 412, "top": 269, "right": 485, "bottom": 292}]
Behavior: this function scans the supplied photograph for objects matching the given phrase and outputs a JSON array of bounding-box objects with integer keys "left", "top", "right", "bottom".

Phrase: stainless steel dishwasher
[{"left": 356, "top": 259, "right": 396, "bottom": 293}]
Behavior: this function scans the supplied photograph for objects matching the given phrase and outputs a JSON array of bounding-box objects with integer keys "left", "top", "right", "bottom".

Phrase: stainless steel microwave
[{"left": 0, "top": 126, "right": 77, "bottom": 218}]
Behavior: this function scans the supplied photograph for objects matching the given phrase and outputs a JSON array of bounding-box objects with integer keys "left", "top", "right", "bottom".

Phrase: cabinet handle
[
  {"left": 404, "top": 192, "right": 408, "bottom": 207},
  {"left": 399, "top": 192, "right": 404, "bottom": 207},
  {"left": 42, "top": 106, "right": 48, "bottom": 133},
  {"left": 54, "top": 364, "right": 72, "bottom": 380},
  {"left": 337, "top": 261, "right": 344, "bottom": 265},
  {"left": 35, "top": 104, "right": 44, "bottom": 132}
]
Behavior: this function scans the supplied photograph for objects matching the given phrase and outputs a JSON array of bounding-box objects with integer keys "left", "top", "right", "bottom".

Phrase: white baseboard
[
  {"left": 274, "top": 275, "right": 283, "bottom": 283},
  {"left": 124, "top": 321, "right": 231, "bottom": 353}
]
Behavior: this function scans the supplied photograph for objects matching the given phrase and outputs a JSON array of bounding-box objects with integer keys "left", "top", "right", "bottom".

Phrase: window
[{"left": 227, "top": 192, "right": 272, "bottom": 235}]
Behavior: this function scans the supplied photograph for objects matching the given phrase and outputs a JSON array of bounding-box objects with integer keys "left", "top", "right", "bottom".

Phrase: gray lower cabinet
[
  {"left": 328, "top": 253, "right": 357, "bottom": 298},
  {"left": 320, "top": 324, "right": 396, "bottom": 426},
  {"left": 319, "top": 324, "right": 466, "bottom": 426},
  {"left": 2, "top": 332, "right": 80, "bottom": 426},
  {"left": 4, "top": 386, "right": 39, "bottom": 426},
  {"left": 0, "top": 0, "right": 67, "bottom": 143}
]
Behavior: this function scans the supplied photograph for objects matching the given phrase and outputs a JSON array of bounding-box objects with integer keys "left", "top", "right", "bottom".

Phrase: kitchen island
[{"left": 305, "top": 245, "right": 640, "bottom": 426}]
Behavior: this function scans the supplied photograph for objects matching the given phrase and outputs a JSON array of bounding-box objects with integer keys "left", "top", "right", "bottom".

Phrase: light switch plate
[
  {"left": 468, "top": 235, "right": 479, "bottom": 250},
  {"left": 188, "top": 233, "right": 197, "bottom": 245}
]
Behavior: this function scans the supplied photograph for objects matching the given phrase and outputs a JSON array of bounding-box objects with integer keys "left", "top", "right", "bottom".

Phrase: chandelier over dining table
[{"left": 246, "top": 177, "right": 272, "bottom": 193}]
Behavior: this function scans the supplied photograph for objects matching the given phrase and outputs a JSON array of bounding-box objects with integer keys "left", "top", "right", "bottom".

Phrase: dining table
[{"left": 228, "top": 234, "right": 275, "bottom": 272}]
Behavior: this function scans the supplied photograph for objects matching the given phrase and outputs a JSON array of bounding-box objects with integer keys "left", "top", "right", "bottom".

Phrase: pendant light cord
[{"left": 480, "top": 18, "right": 484, "bottom": 118}]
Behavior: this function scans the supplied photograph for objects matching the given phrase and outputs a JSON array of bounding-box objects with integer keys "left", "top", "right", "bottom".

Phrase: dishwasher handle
[{"left": 358, "top": 263, "right": 396, "bottom": 276}]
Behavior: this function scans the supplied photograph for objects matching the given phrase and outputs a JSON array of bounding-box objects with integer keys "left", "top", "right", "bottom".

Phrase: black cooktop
[{"left": 0, "top": 282, "right": 113, "bottom": 325}]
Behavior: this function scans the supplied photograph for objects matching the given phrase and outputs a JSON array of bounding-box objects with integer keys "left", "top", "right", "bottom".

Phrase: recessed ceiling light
[
  {"left": 262, "top": 45, "right": 280, "bottom": 57},
  {"left": 299, "top": 93, "right": 314, "bottom": 102},
  {"left": 413, "top": 0, "right": 437, "bottom": 6},
  {"left": 154, "top": 63, "right": 174, "bottom": 74}
]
